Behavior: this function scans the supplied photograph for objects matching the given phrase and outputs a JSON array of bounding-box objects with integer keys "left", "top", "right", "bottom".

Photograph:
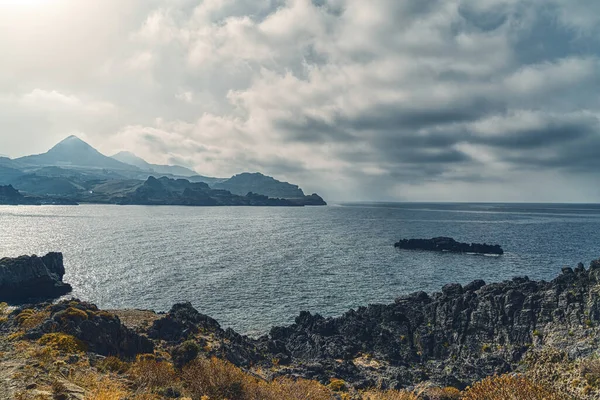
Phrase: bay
[{"left": 1, "top": 202, "right": 599, "bottom": 335}]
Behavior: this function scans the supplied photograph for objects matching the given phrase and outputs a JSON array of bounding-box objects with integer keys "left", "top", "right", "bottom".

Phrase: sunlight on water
[{"left": 1, "top": 203, "right": 600, "bottom": 334}]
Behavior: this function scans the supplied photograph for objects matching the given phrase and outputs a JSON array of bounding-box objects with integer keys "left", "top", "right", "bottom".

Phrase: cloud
[{"left": 2, "top": 0, "right": 600, "bottom": 201}]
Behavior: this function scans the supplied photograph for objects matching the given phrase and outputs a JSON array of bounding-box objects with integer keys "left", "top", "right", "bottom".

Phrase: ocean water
[{"left": 1, "top": 202, "right": 600, "bottom": 335}]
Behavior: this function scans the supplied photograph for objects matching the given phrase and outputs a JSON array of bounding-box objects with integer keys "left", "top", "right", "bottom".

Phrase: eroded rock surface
[{"left": 0, "top": 253, "right": 72, "bottom": 302}]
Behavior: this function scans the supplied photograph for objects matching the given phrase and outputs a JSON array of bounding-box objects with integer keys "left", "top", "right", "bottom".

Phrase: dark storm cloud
[{"left": 3, "top": 0, "right": 600, "bottom": 201}]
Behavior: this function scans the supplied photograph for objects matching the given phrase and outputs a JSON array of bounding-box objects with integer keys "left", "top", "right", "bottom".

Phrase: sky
[{"left": 1, "top": 0, "right": 600, "bottom": 202}]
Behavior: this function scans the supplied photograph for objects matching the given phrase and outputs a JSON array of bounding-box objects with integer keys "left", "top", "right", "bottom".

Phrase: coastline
[{"left": 2, "top": 256, "right": 600, "bottom": 398}]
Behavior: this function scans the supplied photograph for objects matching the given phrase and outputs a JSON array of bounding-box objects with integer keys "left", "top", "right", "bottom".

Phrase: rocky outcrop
[
  {"left": 395, "top": 237, "right": 504, "bottom": 255},
  {"left": 140, "top": 260, "right": 600, "bottom": 390},
  {"left": 254, "top": 260, "right": 600, "bottom": 389},
  {"left": 21, "top": 300, "right": 154, "bottom": 358},
  {"left": 0, "top": 253, "right": 72, "bottom": 302}
]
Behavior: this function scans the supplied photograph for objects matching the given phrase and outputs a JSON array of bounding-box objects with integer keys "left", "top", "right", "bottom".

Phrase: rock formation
[
  {"left": 0, "top": 185, "right": 39, "bottom": 205},
  {"left": 395, "top": 237, "right": 504, "bottom": 255},
  {"left": 21, "top": 300, "right": 154, "bottom": 358},
  {"left": 0, "top": 253, "right": 72, "bottom": 302},
  {"left": 136, "top": 259, "right": 600, "bottom": 390}
]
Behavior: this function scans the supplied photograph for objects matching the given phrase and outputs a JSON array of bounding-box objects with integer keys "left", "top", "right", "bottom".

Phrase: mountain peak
[
  {"left": 16, "top": 136, "right": 138, "bottom": 171},
  {"left": 50, "top": 135, "right": 95, "bottom": 151},
  {"left": 113, "top": 151, "right": 137, "bottom": 157}
]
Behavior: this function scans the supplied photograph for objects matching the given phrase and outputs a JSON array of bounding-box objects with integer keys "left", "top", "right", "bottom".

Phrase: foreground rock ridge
[
  {"left": 0, "top": 252, "right": 72, "bottom": 302},
  {"left": 3, "top": 257, "right": 600, "bottom": 397},
  {"left": 395, "top": 236, "right": 504, "bottom": 255}
]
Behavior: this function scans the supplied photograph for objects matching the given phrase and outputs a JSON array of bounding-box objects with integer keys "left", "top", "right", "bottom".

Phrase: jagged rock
[
  {"left": 22, "top": 300, "right": 153, "bottom": 358},
  {"left": 254, "top": 258, "right": 600, "bottom": 388},
  {"left": 0, "top": 253, "right": 72, "bottom": 302},
  {"left": 148, "top": 302, "right": 222, "bottom": 342},
  {"left": 395, "top": 237, "right": 504, "bottom": 255}
]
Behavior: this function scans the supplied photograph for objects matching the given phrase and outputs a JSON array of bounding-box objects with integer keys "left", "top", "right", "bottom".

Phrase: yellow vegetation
[
  {"left": 328, "top": 378, "right": 348, "bottom": 392},
  {"left": 97, "top": 356, "right": 131, "bottom": 374},
  {"left": 181, "top": 356, "right": 333, "bottom": 400},
  {"left": 55, "top": 306, "right": 89, "bottom": 322},
  {"left": 15, "top": 308, "right": 50, "bottom": 330},
  {"left": 361, "top": 390, "right": 419, "bottom": 400},
  {"left": 38, "top": 333, "right": 87, "bottom": 353},
  {"left": 130, "top": 354, "right": 177, "bottom": 390},
  {"left": 462, "top": 374, "right": 566, "bottom": 400}
]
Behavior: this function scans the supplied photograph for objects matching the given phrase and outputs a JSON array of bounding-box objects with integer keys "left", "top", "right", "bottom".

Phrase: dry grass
[
  {"left": 361, "top": 390, "right": 419, "bottom": 400},
  {"left": 461, "top": 374, "right": 567, "bottom": 400},
  {"left": 524, "top": 348, "right": 599, "bottom": 399},
  {"left": 97, "top": 356, "right": 130, "bottom": 374},
  {"left": 182, "top": 356, "right": 333, "bottom": 400},
  {"left": 129, "top": 355, "right": 177, "bottom": 390},
  {"left": 38, "top": 333, "right": 87, "bottom": 353},
  {"left": 15, "top": 308, "right": 50, "bottom": 330}
]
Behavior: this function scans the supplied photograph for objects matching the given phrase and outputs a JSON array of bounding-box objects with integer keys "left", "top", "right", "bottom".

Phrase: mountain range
[{"left": 0, "top": 136, "right": 326, "bottom": 206}]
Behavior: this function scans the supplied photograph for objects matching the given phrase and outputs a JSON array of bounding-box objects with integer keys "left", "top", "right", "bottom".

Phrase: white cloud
[{"left": 2, "top": 0, "right": 600, "bottom": 201}]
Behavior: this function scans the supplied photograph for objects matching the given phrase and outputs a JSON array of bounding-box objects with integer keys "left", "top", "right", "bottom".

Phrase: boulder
[
  {"left": 0, "top": 252, "right": 72, "bottom": 302},
  {"left": 23, "top": 299, "right": 154, "bottom": 358}
]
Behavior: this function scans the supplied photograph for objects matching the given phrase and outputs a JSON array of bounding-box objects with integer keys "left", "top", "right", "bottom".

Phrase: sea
[{"left": 1, "top": 202, "right": 599, "bottom": 335}]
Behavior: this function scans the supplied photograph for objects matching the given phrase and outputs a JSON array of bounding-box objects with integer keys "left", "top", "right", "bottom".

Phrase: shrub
[
  {"left": 55, "top": 307, "right": 89, "bottom": 323},
  {"left": 39, "top": 333, "right": 87, "bottom": 353},
  {"left": 97, "top": 356, "right": 130, "bottom": 374},
  {"left": 16, "top": 308, "right": 50, "bottom": 329},
  {"left": 462, "top": 374, "right": 565, "bottom": 400},
  {"left": 361, "top": 390, "right": 418, "bottom": 400},
  {"left": 182, "top": 357, "right": 248, "bottom": 399},
  {"left": 423, "top": 386, "right": 461, "bottom": 400},
  {"left": 171, "top": 340, "right": 200, "bottom": 369},
  {"left": 129, "top": 355, "right": 176, "bottom": 390},
  {"left": 581, "top": 358, "right": 600, "bottom": 388},
  {"left": 328, "top": 378, "right": 347, "bottom": 392},
  {"left": 267, "top": 376, "right": 333, "bottom": 400}
]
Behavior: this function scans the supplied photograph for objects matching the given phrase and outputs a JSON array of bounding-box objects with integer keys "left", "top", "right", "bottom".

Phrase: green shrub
[{"left": 171, "top": 340, "right": 200, "bottom": 369}]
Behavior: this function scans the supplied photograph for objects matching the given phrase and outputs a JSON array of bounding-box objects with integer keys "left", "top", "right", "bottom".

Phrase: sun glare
[{"left": 0, "top": 0, "right": 51, "bottom": 6}]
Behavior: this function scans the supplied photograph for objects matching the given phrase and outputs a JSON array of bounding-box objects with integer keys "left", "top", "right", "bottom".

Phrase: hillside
[
  {"left": 111, "top": 151, "right": 199, "bottom": 177},
  {"left": 17, "top": 136, "right": 137, "bottom": 171},
  {"left": 214, "top": 172, "right": 306, "bottom": 198}
]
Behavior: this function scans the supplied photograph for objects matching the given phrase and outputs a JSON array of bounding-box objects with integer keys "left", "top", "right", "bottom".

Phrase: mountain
[
  {"left": 17, "top": 135, "right": 137, "bottom": 171},
  {"left": 1, "top": 137, "right": 327, "bottom": 206},
  {"left": 111, "top": 151, "right": 198, "bottom": 177},
  {"left": 113, "top": 176, "right": 301, "bottom": 206},
  {"left": 213, "top": 172, "right": 306, "bottom": 198}
]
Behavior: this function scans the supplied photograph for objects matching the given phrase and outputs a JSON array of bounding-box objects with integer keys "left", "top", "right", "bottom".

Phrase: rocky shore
[{"left": 2, "top": 256, "right": 600, "bottom": 398}]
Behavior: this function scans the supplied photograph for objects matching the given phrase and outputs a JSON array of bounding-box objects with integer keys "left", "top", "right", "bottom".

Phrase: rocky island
[
  {"left": 395, "top": 237, "right": 504, "bottom": 255},
  {"left": 1, "top": 254, "right": 600, "bottom": 398}
]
